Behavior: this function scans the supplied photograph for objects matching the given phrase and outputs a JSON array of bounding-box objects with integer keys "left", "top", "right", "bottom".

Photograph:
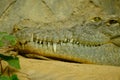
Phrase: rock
[
  {"left": 44, "top": 0, "right": 74, "bottom": 20},
  {"left": 0, "top": 0, "right": 105, "bottom": 33},
  {"left": 91, "top": 0, "right": 120, "bottom": 15},
  {"left": 0, "top": 0, "right": 15, "bottom": 17},
  {"left": 18, "top": 56, "right": 120, "bottom": 80}
]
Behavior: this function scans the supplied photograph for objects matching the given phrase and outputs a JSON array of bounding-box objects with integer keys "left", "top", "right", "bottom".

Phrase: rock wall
[
  {"left": 92, "top": 0, "right": 120, "bottom": 15},
  {"left": 0, "top": 0, "right": 119, "bottom": 33}
]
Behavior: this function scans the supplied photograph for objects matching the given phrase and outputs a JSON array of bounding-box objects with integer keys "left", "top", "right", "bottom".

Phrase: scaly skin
[{"left": 14, "top": 17, "right": 120, "bottom": 66}]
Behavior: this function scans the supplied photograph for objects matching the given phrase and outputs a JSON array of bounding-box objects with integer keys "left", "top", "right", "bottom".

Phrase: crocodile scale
[{"left": 14, "top": 17, "right": 120, "bottom": 66}]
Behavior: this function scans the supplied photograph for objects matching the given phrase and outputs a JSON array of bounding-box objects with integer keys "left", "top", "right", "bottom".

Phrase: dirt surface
[{"left": 17, "top": 56, "right": 120, "bottom": 80}]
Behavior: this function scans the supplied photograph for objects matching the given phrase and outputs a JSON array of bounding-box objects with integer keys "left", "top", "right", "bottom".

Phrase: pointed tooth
[
  {"left": 76, "top": 42, "right": 79, "bottom": 45},
  {"left": 60, "top": 42, "right": 63, "bottom": 45},
  {"left": 43, "top": 41, "right": 47, "bottom": 45},
  {"left": 35, "top": 40, "right": 39, "bottom": 48},
  {"left": 64, "top": 38, "right": 67, "bottom": 42},
  {"left": 35, "top": 39, "right": 38, "bottom": 43},
  {"left": 70, "top": 39, "right": 74, "bottom": 43},
  {"left": 39, "top": 41, "right": 41, "bottom": 44},
  {"left": 30, "top": 34, "right": 34, "bottom": 42},
  {"left": 60, "top": 42, "right": 65, "bottom": 45},
  {"left": 38, "top": 40, "right": 42, "bottom": 47},
  {"left": 48, "top": 42, "right": 51, "bottom": 47},
  {"left": 38, "top": 40, "right": 43, "bottom": 47},
  {"left": 53, "top": 43, "right": 57, "bottom": 52},
  {"left": 37, "top": 39, "right": 40, "bottom": 44},
  {"left": 22, "top": 44, "right": 24, "bottom": 49},
  {"left": 40, "top": 41, "right": 43, "bottom": 44}
]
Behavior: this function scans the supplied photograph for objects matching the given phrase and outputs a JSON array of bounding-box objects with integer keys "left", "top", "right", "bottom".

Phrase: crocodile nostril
[
  {"left": 109, "top": 20, "right": 118, "bottom": 24},
  {"left": 18, "top": 42, "right": 22, "bottom": 46},
  {"left": 18, "top": 40, "right": 28, "bottom": 46}
]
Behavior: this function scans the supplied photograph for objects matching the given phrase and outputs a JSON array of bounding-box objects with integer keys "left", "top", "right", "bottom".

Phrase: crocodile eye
[
  {"left": 109, "top": 20, "right": 118, "bottom": 24},
  {"left": 92, "top": 17, "right": 102, "bottom": 22},
  {"left": 106, "top": 19, "right": 118, "bottom": 26}
]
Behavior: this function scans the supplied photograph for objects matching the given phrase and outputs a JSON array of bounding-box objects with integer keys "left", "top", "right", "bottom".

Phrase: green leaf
[
  {"left": 0, "top": 32, "right": 8, "bottom": 40},
  {"left": 0, "top": 75, "right": 10, "bottom": 80},
  {"left": 3, "top": 35, "right": 16, "bottom": 46},
  {"left": 0, "top": 32, "right": 16, "bottom": 46},
  {"left": 0, "top": 54, "right": 20, "bottom": 69},
  {"left": 0, "top": 41, "right": 4, "bottom": 47},
  {"left": 0, "top": 75, "right": 18, "bottom": 80},
  {"left": 10, "top": 74, "right": 19, "bottom": 80}
]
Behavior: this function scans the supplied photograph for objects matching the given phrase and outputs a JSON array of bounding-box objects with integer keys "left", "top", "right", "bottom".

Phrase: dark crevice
[{"left": 18, "top": 51, "right": 82, "bottom": 64}]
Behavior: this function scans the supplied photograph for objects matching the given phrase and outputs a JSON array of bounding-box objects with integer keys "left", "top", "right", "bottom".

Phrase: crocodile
[{"left": 14, "top": 16, "right": 120, "bottom": 66}]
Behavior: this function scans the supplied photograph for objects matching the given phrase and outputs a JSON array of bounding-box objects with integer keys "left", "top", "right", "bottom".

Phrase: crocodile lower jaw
[{"left": 15, "top": 39, "right": 120, "bottom": 66}]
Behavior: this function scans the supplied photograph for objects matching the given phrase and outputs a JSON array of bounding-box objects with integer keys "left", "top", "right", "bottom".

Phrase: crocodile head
[
  {"left": 89, "top": 16, "right": 120, "bottom": 47},
  {"left": 98, "top": 16, "right": 120, "bottom": 47},
  {"left": 14, "top": 16, "right": 120, "bottom": 66}
]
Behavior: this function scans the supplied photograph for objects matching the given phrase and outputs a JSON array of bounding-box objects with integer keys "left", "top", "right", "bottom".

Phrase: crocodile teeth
[
  {"left": 30, "top": 34, "right": 34, "bottom": 42},
  {"left": 39, "top": 41, "right": 43, "bottom": 44},
  {"left": 70, "top": 39, "right": 74, "bottom": 43},
  {"left": 64, "top": 38, "right": 68, "bottom": 42},
  {"left": 22, "top": 44, "right": 25, "bottom": 49},
  {"left": 48, "top": 42, "right": 51, "bottom": 47},
  {"left": 53, "top": 43, "right": 57, "bottom": 52},
  {"left": 35, "top": 40, "right": 39, "bottom": 48}
]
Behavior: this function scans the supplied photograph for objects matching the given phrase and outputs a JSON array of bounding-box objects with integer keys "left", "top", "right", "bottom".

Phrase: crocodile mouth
[
  {"left": 15, "top": 26, "right": 120, "bottom": 55},
  {"left": 15, "top": 34, "right": 120, "bottom": 65},
  {"left": 13, "top": 16, "right": 120, "bottom": 65},
  {"left": 16, "top": 33, "right": 110, "bottom": 53},
  {"left": 15, "top": 29, "right": 120, "bottom": 66},
  {"left": 32, "top": 38, "right": 106, "bottom": 50}
]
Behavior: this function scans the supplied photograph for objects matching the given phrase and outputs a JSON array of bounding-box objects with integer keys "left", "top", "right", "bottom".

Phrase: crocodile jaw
[
  {"left": 14, "top": 24, "right": 120, "bottom": 66},
  {"left": 15, "top": 39, "right": 120, "bottom": 66}
]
